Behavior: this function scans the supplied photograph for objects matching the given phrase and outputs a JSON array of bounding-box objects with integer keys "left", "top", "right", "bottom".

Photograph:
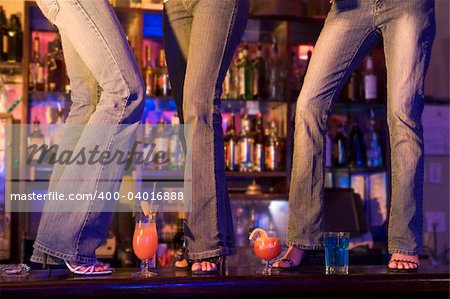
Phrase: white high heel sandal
[{"left": 64, "top": 260, "right": 113, "bottom": 275}]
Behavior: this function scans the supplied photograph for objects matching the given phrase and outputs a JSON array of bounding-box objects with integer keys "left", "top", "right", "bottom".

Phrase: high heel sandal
[
  {"left": 190, "top": 256, "right": 226, "bottom": 275},
  {"left": 64, "top": 260, "right": 113, "bottom": 275},
  {"left": 42, "top": 253, "right": 51, "bottom": 275}
]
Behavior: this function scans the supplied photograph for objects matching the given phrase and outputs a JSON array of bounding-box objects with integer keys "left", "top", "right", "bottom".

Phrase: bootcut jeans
[
  {"left": 163, "top": 0, "right": 249, "bottom": 260},
  {"left": 31, "top": 0, "right": 145, "bottom": 264},
  {"left": 287, "top": 0, "right": 435, "bottom": 256}
]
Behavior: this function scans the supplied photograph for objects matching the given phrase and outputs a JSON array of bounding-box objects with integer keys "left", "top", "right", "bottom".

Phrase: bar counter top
[{"left": 1, "top": 265, "right": 449, "bottom": 299}]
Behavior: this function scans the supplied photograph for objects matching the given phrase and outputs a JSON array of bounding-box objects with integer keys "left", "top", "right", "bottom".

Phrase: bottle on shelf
[
  {"left": 143, "top": 45, "right": 155, "bottom": 97},
  {"left": 267, "top": 37, "right": 283, "bottom": 100},
  {"left": 143, "top": 117, "right": 152, "bottom": 146},
  {"left": 238, "top": 42, "right": 253, "bottom": 100},
  {"left": 153, "top": 117, "right": 170, "bottom": 170},
  {"left": 0, "top": 75, "right": 8, "bottom": 112},
  {"left": 348, "top": 118, "right": 366, "bottom": 168},
  {"left": 223, "top": 55, "right": 238, "bottom": 99},
  {"left": 325, "top": 132, "right": 332, "bottom": 167},
  {"left": 252, "top": 113, "right": 265, "bottom": 172},
  {"left": 29, "top": 32, "right": 45, "bottom": 91},
  {"left": 27, "top": 119, "right": 45, "bottom": 162},
  {"left": 363, "top": 54, "right": 377, "bottom": 102},
  {"left": 224, "top": 113, "right": 238, "bottom": 171},
  {"left": 347, "top": 70, "right": 363, "bottom": 102},
  {"left": 332, "top": 122, "right": 348, "bottom": 167},
  {"left": 252, "top": 43, "right": 265, "bottom": 99},
  {"left": 237, "top": 113, "right": 254, "bottom": 172},
  {"left": 173, "top": 212, "right": 187, "bottom": 268},
  {"left": 47, "top": 36, "right": 67, "bottom": 92},
  {"left": 265, "top": 118, "right": 281, "bottom": 171},
  {"left": 0, "top": 6, "right": 6, "bottom": 62},
  {"left": 155, "top": 49, "right": 171, "bottom": 97},
  {"left": 169, "top": 113, "right": 184, "bottom": 170},
  {"left": 365, "top": 109, "right": 383, "bottom": 167},
  {"left": 6, "top": 14, "right": 22, "bottom": 63},
  {"left": 299, "top": 49, "right": 312, "bottom": 94}
]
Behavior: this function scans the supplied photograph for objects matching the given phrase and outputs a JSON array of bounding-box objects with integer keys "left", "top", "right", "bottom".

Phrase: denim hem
[
  {"left": 187, "top": 247, "right": 235, "bottom": 260},
  {"left": 388, "top": 247, "right": 422, "bottom": 256},
  {"left": 286, "top": 241, "right": 323, "bottom": 250},
  {"left": 30, "top": 249, "right": 65, "bottom": 265},
  {"left": 34, "top": 241, "right": 98, "bottom": 264}
]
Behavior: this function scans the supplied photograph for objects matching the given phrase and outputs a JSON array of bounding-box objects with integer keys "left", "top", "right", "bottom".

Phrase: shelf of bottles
[{"left": 140, "top": 17, "right": 290, "bottom": 194}]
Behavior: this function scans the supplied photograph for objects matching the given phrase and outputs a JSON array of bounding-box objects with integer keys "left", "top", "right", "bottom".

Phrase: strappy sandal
[
  {"left": 64, "top": 260, "right": 113, "bottom": 275},
  {"left": 272, "top": 257, "right": 301, "bottom": 271},
  {"left": 387, "top": 259, "right": 419, "bottom": 273},
  {"left": 190, "top": 256, "right": 226, "bottom": 276}
]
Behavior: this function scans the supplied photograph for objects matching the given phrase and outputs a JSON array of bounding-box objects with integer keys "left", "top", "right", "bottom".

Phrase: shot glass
[{"left": 323, "top": 232, "right": 350, "bottom": 275}]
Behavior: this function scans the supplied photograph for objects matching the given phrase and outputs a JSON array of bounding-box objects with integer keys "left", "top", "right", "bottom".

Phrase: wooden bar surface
[{"left": 1, "top": 265, "right": 449, "bottom": 299}]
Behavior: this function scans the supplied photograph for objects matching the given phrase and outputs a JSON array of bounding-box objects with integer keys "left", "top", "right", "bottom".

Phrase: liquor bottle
[
  {"left": 29, "top": 33, "right": 45, "bottom": 91},
  {"left": 223, "top": 55, "right": 238, "bottom": 100},
  {"left": 238, "top": 42, "right": 253, "bottom": 100},
  {"left": 364, "top": 54, "right": 377, "bottom": 102},
  {"left": 252, "top": 43, "right": 265, "bottom": 99},
  {"left": 173, "top": 212, "right": 187, "bottom": 267},
  {"left": 27, "top": 119, "right": 45, "bottom": 162},
  {"left": 252, "top": 113, "right": 265, "bottom": 172},
  {"left": 267, "top": 38, "right": 282, "bottom": 100},
  {"left": 238, "top": 113, "right": 254, "bottom": 171},
  {"left": 47, "top": 36, "right": 66, "bottom": 92},
  {"left": 224, "top": 114, "right": 238, "bottom": 171},
  {"left": 365, "top": 110, "right": 383, "bottom": 167},
  {"left": 325, "top": 132, "right": 332, "bottom": 167},
  {"left": 0, "top": 75, "right": 7, "bottom": 113},
  {"left": 0, "top": 6, "right": 6, "bottom": 62},
  {"left": 143, "top": 46, "right": 155, "bottom": 97},
  {"left": 298, "top": 50, "right": 312, "bottom": 93},
  {"left": 332, "top": 122, "right": 348, "bottom": 167},
  {"left": 348, "top": 118, "right": 366, "bottom": 168},
  {"left": 223, "top": 68, "right": 232, "bottom": 99},
  {"left": 347, "top": 70, "right": 362, "bottom": 102},
  {"left": 143, "top": 117, "right": 152, "bottom": 146},
  {"left": 265, "top": 119, "right": 281, "bottom": 171},
  {"left": 6, "top": 14, "right": 22, "bottom": 63},
  {"left": 153, "top": 117, "right": 170, "bottom": 170},
  {"left": 155, "top": 49, "right": 171, "bottom": 97},
  {"left": 169, "top": 113, "right": 184, "bottom": 170}
]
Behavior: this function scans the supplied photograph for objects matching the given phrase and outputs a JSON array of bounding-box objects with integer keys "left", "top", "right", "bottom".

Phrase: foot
[
  {"left": 191, "top": 261, "right": 217, "bottom": 273},
  {"left": 272, "top": 246, "right": 307, "bottom": 269},
  {"left": 388, "top": 253, "right": 419, "bottom": 270}
]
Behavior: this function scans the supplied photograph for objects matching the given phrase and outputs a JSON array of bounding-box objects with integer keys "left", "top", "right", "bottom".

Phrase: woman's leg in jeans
[
  {"left": 164, "top": 0, "right": 248, "bottom": 265},
  {"left": 32, "top": 0, "right": 144, "bottom": 264},
  {"left": 382, "top": 0, "right": 435, "bottom": 269},
  {"left": 182, "top": 0, "right": 247, "bottom": 262},
  {"left": 276, "top": 1, "right": 380, "bottom": 267},
  {"left": 30, "top": 32, "right": 100, "bottom": 265}
]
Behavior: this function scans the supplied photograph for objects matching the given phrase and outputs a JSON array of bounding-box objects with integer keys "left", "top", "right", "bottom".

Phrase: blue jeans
[
  {"left": 31, "top": 0, "right": 144, "bottom": 264},
  {"left": 163, "top": 0, "right": 248, "bottom": 260},
  {"left": 287, "top": 0, "right": 435, "bottom": 256}
]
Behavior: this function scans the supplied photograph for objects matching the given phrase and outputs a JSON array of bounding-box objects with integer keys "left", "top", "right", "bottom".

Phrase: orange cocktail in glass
[
  {"left": 133, "top": 212, "right": 158, "bottom": 277},
  {"left": 249, "top": 228, "right": 281, "bottom": 275}
]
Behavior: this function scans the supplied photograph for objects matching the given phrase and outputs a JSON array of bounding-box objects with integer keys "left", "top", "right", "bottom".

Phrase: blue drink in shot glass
[{"left": 323, "top": 232, "right": 350, "bottom": 275}]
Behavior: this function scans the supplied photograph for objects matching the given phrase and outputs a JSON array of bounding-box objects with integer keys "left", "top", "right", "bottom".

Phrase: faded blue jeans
[
  {"left": 31, "top": 0, "right": 144, "bottom": 264},
  {"left": 287, "top": 0, "right": 435, "bottom": 256},
  {"left": 163, "top": 0, "right": 248, "bottom": 260}
]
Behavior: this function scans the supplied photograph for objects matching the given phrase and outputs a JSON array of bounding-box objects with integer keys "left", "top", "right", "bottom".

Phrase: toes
[
  {"left": 388, "top": 260, "right": 398, "bottom": 269},
  {"left": 191, "top": 262, "right": 201, "bottom": 271}
]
